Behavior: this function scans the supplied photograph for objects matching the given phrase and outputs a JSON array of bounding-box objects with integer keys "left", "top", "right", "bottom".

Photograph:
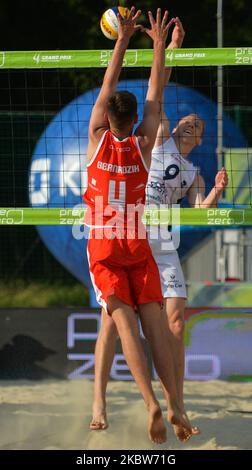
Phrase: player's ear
[{"left": 197, "top": 136, "right": 202, "bottom": 146}]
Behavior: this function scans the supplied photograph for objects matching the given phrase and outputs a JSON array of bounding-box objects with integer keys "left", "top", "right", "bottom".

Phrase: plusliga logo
[{"left": 33, "top": 54, "right": 40, "bottom": 64}]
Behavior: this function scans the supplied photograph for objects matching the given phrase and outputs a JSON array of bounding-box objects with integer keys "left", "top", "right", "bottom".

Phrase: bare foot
[
  {"left": 89, "top": 405, "right": 108, "bottom": 430},
  {"left": 177, "top": 411, "right": 200, "bottom": 436},
  {"left": 168, "top": 409, "right": 198, "bottom": 443},
  {"left": 148, "top": 405, "right": 167, "bottom": 444}
]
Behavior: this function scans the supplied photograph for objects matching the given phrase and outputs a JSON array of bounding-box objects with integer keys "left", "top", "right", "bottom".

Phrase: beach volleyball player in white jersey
[{"left": 89, "top": 17, "right": 228, "bottom": 441}]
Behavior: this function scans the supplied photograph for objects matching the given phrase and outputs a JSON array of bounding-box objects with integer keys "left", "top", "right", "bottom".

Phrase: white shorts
[{"left": 152, "top": 250, "right": 187, "bottom": 299}]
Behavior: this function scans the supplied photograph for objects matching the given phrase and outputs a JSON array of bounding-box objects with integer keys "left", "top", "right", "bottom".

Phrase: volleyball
[{"left": 100, "top": 6, "right": 130, "bottom": 40}]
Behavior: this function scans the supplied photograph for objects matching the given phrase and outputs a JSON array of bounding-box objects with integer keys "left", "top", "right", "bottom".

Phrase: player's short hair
[{"left": 106, "top": 91, "right": 137, "bottom": 127}]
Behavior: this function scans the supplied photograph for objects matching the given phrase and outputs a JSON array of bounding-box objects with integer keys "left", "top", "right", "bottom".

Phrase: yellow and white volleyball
[{"left": 100, "top": 6, "right": 130, "bottom": 40}]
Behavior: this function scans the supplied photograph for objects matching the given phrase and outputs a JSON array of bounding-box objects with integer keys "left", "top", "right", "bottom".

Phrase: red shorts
[{"left": 87, "top": 231, "right": 163, "bottom": 313}]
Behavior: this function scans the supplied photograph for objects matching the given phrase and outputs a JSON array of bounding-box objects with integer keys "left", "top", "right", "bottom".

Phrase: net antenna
[{"left": 217, "top": 0, "right": 224, "bottom": 170}]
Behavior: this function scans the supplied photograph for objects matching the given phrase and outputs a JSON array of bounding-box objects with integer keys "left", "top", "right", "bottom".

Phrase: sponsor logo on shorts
[
  {"left": 168, "top": 282, "right": 183, "bottom": 289},
  {"left": 167, "top": 273, "right": 182, "bottom": 289}
]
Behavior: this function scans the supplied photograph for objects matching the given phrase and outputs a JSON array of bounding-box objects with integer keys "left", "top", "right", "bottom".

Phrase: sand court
[{"left": 1, "top": 379, "right": 252, "bottom": 450}]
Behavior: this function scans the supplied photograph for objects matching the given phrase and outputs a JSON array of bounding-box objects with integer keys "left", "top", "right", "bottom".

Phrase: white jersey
[
  {"left": 146, "top": 136, "right": 196, "bottom": 206},
  {"left": 146, "top": 137, "right": 196, "bottom": 255}
]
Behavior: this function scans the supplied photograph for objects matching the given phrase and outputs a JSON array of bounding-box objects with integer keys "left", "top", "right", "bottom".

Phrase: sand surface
[{"left": 1, "top": 379, "right": 252, "bottom": 450}]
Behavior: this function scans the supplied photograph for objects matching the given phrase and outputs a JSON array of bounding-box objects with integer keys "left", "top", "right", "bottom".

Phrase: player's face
[{"left": 174, "top": 115, "right": 204, "bottom": 146}]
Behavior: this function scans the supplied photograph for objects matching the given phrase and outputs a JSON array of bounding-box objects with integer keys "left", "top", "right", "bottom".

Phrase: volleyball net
[{"left": 1, "top": 47, "right": 252, "bottom": 226}]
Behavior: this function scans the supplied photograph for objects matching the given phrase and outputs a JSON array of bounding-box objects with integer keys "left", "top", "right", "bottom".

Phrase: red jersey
[
  {"left": 83, "top": 130, "right": 148, "bottom": 232},
  {"left": 84, "top": 130, "right": 163, "bottom": 311}
]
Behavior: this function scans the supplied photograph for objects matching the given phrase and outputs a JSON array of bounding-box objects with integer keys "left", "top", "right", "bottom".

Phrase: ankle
[
  {"left": 93, "top": 399, "right": 106, "bottom": 411},
  {"left": 168, "top": 402, "right": 182, "bottom": 415},
  {"left": 147, "top": 400, "right": 160, "bottom": 412}
]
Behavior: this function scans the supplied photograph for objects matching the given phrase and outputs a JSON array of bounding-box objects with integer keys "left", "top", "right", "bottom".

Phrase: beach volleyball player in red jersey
[{"left": 84, "top": 7, "right": 193, "bottom": 443}]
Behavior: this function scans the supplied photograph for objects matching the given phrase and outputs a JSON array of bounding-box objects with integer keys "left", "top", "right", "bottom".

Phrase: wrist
[
  {"left": 117, "top": 36, "right": 130, "bottom": 47},
  {"left": 168, "top": 41, "right": 182, "bottom": 50},
  {"left": 153, "top": 39, "right": 165, "bottom": 50},
  {"left": 215, "top": 186, "right": 224, "bottom": 195}
]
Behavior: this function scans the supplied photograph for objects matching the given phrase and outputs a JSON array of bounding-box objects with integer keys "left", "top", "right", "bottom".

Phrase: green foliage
[
  {"left": 1, "top": 0, "right": 251, "bottom": 50},
  {"left": 0, "top": 280, "right": 89, "bottom": 307}
]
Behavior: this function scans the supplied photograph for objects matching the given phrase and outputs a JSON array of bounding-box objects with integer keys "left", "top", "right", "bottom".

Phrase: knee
[
  {"left": 141, "top": 314, "right": 162, "bottom": 342},
  {"left": 168, "top": 313, "right": 185, "bottom": 341},
  {"left": 141, "top": 323, "right": 152, "bottom": 341}
]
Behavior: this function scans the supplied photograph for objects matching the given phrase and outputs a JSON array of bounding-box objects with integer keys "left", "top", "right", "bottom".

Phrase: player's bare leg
[
  {"left": 90, "top": 308, "right": 118, "bottom": 430},
  {"left": 138, "top": 302, "right": 193, "bottom": 440},
  {"left": 165, "top": 297, "right": 200, "bottom": 441},
  {"left": 108, "top": 295, "right": 167, "bottom": 444}
]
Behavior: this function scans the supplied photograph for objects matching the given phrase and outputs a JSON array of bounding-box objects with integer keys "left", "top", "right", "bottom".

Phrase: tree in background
[{"left": 0, "top": 0, "right": 251, "bottom": 50}]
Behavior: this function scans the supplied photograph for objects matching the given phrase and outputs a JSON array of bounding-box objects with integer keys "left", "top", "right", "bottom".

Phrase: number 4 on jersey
[{"left": 108, "top": 180, "right": 126, "bottom": 211}]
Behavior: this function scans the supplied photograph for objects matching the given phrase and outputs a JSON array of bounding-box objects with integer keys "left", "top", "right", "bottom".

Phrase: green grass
[
  {"left": 227, "top": 375, "right": 252, "bottom": 382},
  {"left": 0, "top": 280, "right": 89, "bottom": 307}
]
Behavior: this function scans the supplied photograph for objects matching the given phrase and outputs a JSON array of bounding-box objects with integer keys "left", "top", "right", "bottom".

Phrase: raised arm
[
  {"left": 154, "top": 17, "right": 185, "bottom": 148},
  {"left": 135, "top": 9, "right": 171, "bottom": 166},
  {"left": 88, "top": 7, "right": 141, "bottom": 157},
  {"left": 188, "top": 168, "right": 229, "bottom": 207}
]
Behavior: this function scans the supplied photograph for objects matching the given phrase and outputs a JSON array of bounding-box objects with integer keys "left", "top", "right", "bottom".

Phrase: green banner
[
  {"left": 225, "top": 148, "right": 252, "bottom": 205},
  {"left": 1, "top": 48, "right": 252, "bottom": 69},
  {"left": 0, "top": 207, "right": 251, "bottom": 226}
]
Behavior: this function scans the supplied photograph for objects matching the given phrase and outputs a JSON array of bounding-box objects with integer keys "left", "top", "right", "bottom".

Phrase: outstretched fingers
[
  {"left": 117, "top": 5, "right": 142, "bottom": 38},
  {"left": 166, "top": 17, "right": 176, "bottom": 33},
  {"left": 117, "top": 6, "right": 135, "bottom": 25},
  {"left": 128, "top": 6, "right": 136, "bottom": 18},
  {"left": 156, "top": 7, "right": 161, "bottom": 26},
  {"left": 161, "top": 10, "right": 169, "bottom": 29},
  {"left": 132, "top": 8, "right": 142, "bottom": 22},
  {"left": 133, "top": 9, "right": 142, "bottom": 30},
  {"left": 148, "top": 10, "right": 155, "bottom": 29},
  {"left": 146, "top": 9, "right": 175, "bottom": 41},
  {"left": 175, "top": 16, "right": 183, "bottom": 28},
  {"left": 117, "top": 12, "right": 123, "bottom": 26}
]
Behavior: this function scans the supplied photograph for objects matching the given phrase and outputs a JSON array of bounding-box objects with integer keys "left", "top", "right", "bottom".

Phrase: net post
[{"left": 217, "top": 0, "right": 224, "bottom": 171}]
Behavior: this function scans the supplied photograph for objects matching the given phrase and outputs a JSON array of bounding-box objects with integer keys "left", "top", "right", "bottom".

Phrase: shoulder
[
  {"left": 87, "top": 129, "right": 109, "bottom": 162},
  {"left": 193, "top": 173, "right": 205, "bottom": 186},
  {"left": 89, "top": 125, "right": 109, "bottom": 143},
  {"left": 154, "top": 136, "right": 174, "bottom": 152},
  {"left": 133, "top": 135, "right": 152, "bottom": 169},
  {"left": 134, "top": 134, "right": 150, "bottom": 154},
  {"left": 134, "top": 134, "right": 150, "bottom": 150}
]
